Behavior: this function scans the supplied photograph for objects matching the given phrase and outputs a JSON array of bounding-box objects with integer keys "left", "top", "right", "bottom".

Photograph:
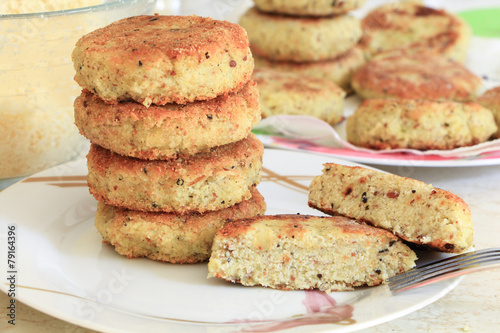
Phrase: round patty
[
  {"left": 253, "top": 68, "right": 345, "bottom": 126},
  {"left": 95, "top": 187, "right": 267, "bottom": 264},
  {"left": 239, "top": 7, "right": 362, "bottom": 62},
  {"left": 72, "top": 15, "right": 253, "bottom": 106},
  {"left": 253, "top": 0, "right": 366, "bottom": 16},
  {"left": 74, "top": 80, "right": 260, "bottom": 160},
  {"left": 352, "top": 53, "right": 482, "bottom": 101},
  {"left": 254, "top": 47, "right": 365, "bottom": 93},
  {"left": 86, "top": 134, "right": 264, "bottom": 214},
  {"left": 477, "top": 86, "right": 500, "bottom": 139},
  {"left": 359, "top": 2, "right": 471, "bottom": 63},
  {"left": 346, "top": 99, "right": 497, "bottom": 150}
]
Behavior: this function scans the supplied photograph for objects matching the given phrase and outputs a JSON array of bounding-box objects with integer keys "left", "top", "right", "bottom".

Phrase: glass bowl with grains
[{"left": 0, "top": 0, "right": 155, "bottom": 185}]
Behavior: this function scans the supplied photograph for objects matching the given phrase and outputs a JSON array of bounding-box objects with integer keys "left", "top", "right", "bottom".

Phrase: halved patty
[
  {"left": 308, "top": 163, "right": 474, "bottom": 253},
  {"left": 208, "top": 214, "right": 417, "bottom": 292}
]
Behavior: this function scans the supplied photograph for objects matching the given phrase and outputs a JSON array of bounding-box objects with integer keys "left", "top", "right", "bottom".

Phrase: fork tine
[
  {"left": 418, "top": 248, "right": 500, "bottom": 268},
  {"left": 389, "top": 256, "right": 500, "bottom": 292},
  {"left": 389, "top": 262, "right": 500, "bottom": 292},
  {"left": 417, "top": 248, "right": 500, "bottom": 270},
  {"left": 388, "top": 260, "right": 500, "bottom": 292},
  {"left": 389, "top": 249, "right": 500, "bottom": 285},
  {"left": 387, "top": 248, "right": 500, "bottom": 292},
  {"left": 388, "top": 248, "right": 500, "bottom": 284}
]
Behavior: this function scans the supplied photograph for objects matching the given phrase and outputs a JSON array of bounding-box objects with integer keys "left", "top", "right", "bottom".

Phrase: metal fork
[{"left": 387, "top": 248, "right": 500, "bottom": 293}]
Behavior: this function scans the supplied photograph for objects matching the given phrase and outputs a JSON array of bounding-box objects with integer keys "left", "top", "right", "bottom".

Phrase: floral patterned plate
[{"left": 0, "top": 149, "right": 461, "bottom": 333}]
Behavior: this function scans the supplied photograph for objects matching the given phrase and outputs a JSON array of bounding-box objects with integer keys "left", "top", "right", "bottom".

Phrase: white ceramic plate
[{"left": 0, "top": 149, "right": 462, "bottom": 333}]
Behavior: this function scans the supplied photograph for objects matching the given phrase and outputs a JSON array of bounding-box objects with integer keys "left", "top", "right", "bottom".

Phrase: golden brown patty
[
  {"left": 74, "top": 81, "right": 261, "bottom": 160},
  {"left": 252, "top": 68, "right": 345, "bottom": 126},
  {"left": 95, "top": 187, "right": 267, "bottom": 264},
  {"left": 308, "top": 163, "right": 474, "bottom": 253},
  {"left": 72, "top": 15, "right": 253, "bottom": 106},
  {"left": 86, "top": 134, "right": 264, "bottom": 214},
  {"left": 351, "top": 53, "right": 482, "bottom": 101},
  {"left": 239, "top": 7, "right": 362, "bottom": 62},
  {"left": 208, "top": 214, "right": 417, "bottom": 292},
  {"left": 359, "top": 2, "right": 471, "bottom": 63},
  {"left": 254, "top": 47, "right": 366, "bottom": 93},
  {"left": 346, "top": 99, "right": 497, "bottom": 150},
  {"left": 253, "top": 0, "right": 366, "bottom": 16},
  {"left": 477, "top": 86, "right": 500, "bottom": 139}
]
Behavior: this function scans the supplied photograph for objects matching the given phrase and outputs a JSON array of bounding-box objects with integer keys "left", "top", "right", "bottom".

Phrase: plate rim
[{"left": 267, "top": 145, "right": 500, "bottom": 168}]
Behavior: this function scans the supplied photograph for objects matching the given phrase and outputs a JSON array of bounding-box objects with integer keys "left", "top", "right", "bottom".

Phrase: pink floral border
[
  {"left": 268, "top": 136, "right": 500, "bottom": 163},
  {"left": 234, "top": 291, "right": 355, "bottom": 332}
]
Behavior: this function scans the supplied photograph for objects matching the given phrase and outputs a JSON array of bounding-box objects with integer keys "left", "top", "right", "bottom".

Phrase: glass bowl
[{"left": 0, "top": 0, "right": 156, "bottom": 180}]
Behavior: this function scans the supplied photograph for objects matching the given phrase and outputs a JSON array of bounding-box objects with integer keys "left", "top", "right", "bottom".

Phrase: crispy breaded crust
[
  {"left": 86, "top": 134, "right": 263, "bottom": 214},
  {"left": 239, "top": 7, "right": 362, "bottom": 62},
  {"left": 477, "top": 86, "right": 500, "bottom": 139},
  {"left": 95, "top": 187, "right": 266, "bottom": 264},
  {"left": 253, "top": 0, "right": 366, "bottom": 16},
  {"left": 208, "top": 214, "right": 417, "bottom": 292},
  {"left": 359, "top": 2, "right": 471, "bottom": 63},
  {"left": 74, "top": 81, "right": 260, "bottom": 160},
  {"left": 252, "top": 68, "right": 345, "bottom": 125},
  {"left": 352, "top": 53, "right": 482, "bottom": 101},
  {"left": 346, "top": 99, "right": 497, "bottom": 150},
  {"left": 254, "top": 48, "right": 365, "bottom": 93},
  {"left": 308, "top": 163, "right": 474, "bottom": 253},
  {"left": 72, "top": 15, "right": 253, "bottom": 106}
]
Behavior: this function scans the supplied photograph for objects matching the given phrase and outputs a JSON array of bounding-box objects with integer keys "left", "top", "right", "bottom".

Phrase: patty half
[
  {"left": 308, "top": 163, "right": 474, "bottom": 253},
  {"left": 208, "top": 214, "right": 417, "bottom": 292}
]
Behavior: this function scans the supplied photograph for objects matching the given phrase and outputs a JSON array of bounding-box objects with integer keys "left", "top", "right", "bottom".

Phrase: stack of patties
[
  {"left": 239, "top": 0, "right": 366, "bottom": 94},
  {"left": 72, "top": 15, "right": 266, "bottom": 264}
]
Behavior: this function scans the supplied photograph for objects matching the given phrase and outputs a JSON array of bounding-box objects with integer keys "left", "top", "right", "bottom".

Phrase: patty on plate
[
  {"left": 208, "top": 214, "right": 417, "bottom": 292},
  {"left": 86, "top": 134, "right": 263, "bottom": 214}
]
